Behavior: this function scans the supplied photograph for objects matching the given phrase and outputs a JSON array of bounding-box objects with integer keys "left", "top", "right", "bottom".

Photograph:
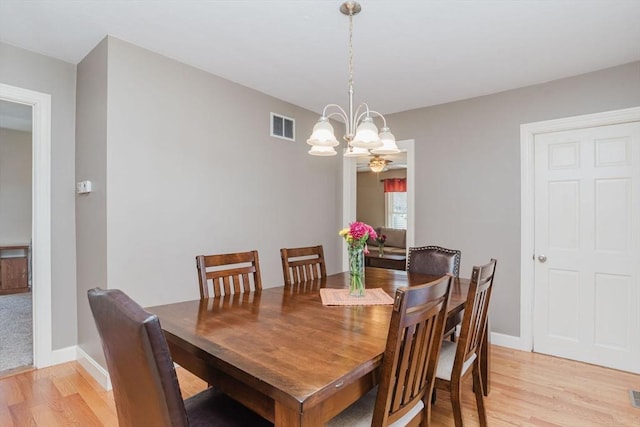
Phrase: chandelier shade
[
  {"left": 308, "top": 144, "right": 338, "bottom": 156},
  {"left": 307, "top": 118, "right": 340, "bottom": 147},
  {"left": 371, "top": 127, "right": 398, "bottom": 154},
  {"left": 351, "top": 118, "right": 383, "bottom": 148},
  {"left": 343, "top": 145, "right": 369, "bottom": 157},
  {"left": 307, "top": 1, "right": 399, "bottom": 158}
]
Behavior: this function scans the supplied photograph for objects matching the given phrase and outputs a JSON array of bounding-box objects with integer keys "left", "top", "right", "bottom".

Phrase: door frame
[
  {"left": 0, "top": 83, "right": 53, "bottom": 367},
  {"left": 520, "top": 106, "right": 640, "bottom": 351},
  {"left": 342, "top": 139, "right": 415, "bottom": 270}
]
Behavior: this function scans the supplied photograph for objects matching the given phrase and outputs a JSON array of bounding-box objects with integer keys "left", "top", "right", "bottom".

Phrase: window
[{"left": 386, "top": 191, "right": 407, "bottom": 229}]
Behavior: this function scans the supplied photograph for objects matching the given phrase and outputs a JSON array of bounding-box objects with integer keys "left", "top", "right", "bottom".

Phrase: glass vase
[
  {"left": 378, "top": 244, "right": 385, "bottom": 257},
  {"left": 348, "top": 246, "right": 365, "bottom": 296}
]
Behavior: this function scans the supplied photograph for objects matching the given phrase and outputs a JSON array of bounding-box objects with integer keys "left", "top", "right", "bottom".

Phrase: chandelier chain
[{"left": 348, "top": 10, "right": 354, "bottom": 89}]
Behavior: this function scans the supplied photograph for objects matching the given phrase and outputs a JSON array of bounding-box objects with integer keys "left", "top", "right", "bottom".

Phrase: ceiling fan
[
  {"left": 356, "top": 151, "right": 407, "bottom": 173},
  {"left": 368, "top": 155, "right": 392, "bottom": 173}
]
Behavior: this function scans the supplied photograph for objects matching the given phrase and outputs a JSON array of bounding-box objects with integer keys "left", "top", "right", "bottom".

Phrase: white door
[{"left": 533, "top": 122, "right": 640, "bottom": 373}]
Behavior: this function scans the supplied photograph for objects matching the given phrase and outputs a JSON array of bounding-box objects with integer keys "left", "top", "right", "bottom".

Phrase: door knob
[{"left": 537, "top": 254, "right": 547, "bottom": 263}]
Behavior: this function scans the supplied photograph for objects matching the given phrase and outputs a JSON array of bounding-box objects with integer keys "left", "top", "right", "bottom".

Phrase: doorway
[
  {"left": 342, "top": 139, "right": 415, "bottom": 270},
  {"left": 520, "top": 107, "right": 640, "bottom": 373},
  {"left": 0, "top": 99, "right": 33, "bottom": 374},
  {"left": 0, "top": 83, "right": 53, "bottom": 368}
]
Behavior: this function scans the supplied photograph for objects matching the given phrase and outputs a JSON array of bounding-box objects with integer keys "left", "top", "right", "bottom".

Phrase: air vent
[{"left": 271, "top": 113, "right": 295, "bottom": 141}]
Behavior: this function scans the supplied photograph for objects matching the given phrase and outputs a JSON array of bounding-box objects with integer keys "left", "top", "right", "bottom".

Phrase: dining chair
[
  {"left": 280, "top": 245, "right": 327, "bottom": 285},
  {"left": 87, "top": 288, "right": 272, "bottom": 427},
  {"left": 196, "top": 250, "right": 262, "bottom": 298},
  {"left": 407, "top": 245, "right": 462, "bottom": 341},
  {"left": 434, "top": 259, "right": 497, "bottom": 427},
  {"left": 327, "top": 275, "right": 452, "bottom": 427}
]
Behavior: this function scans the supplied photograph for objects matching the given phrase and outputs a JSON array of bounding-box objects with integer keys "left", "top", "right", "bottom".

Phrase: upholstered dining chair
[
  {"left": 434, "top": 259, "right": 497, "bottom": 427},
  {"left": 87, "top": 288, "right": 272, "bottom": 427},
  {"left": 327, "top": 275, "right": 452, "bottom": 427},
  {"left": 407, "top": 245, "right": 461, "bottom": 277},
  {"left": 408, "top": 245, "right": 462, "bottom": 341},
  {"left": 280, "top": 245, "right": 327, "bottom": 285},
  {"left": 196, "top": 250, "right": 262, "bottom": 298}
]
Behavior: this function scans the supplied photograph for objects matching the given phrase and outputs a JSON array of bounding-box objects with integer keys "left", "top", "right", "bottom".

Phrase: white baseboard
[
  {"left": 490, "top": 332, "right": 530, "bottom": 351},
  {"left": 45, "top": 345, "right": 76, "bottom": 366},
  {"left": 76, "top": 346, "right": 112, "bottom": 390}
]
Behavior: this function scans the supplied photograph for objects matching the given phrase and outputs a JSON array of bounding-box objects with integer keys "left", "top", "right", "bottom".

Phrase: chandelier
[{"left": 307, "top": 1, "right": 399, "bottom": 157}]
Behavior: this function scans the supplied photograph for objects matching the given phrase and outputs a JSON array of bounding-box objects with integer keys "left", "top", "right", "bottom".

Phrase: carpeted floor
[{"left": 0, "top": 292, "right": 33, "bottom": 373}]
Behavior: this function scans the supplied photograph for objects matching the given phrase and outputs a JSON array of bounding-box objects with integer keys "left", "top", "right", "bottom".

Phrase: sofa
[{"left": 367, "top": 227, "right": 406, "bottom": 256}]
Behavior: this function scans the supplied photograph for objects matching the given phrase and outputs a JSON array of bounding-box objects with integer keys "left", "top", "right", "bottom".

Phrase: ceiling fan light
[
  {"left": 351, "top": 118, "right": 382, "bottom": 148},
  {"left": 308, "top": 144, "right": 338, "bottom": 156},
  {"left": 307, "top": 118, "right": 339, "bottom": 147},
  {"left": 369, "top": 156, "right": 387, "bottom": 173},
  {"left": 370, "top": 127, "right": 400, "bottom": 154},
  {"left": 343, "top": 145, "right": 370, "bottom": 157}
]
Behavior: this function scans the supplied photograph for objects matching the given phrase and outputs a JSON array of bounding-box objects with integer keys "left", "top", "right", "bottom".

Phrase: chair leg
[
  {"left": 423, "top": 394, "right": 433, "bottom": 427},
  {"left": 450, "top": 380, "right": 464, "bottom": 427},
  {"left": 472, "top": 366, "right": 488, "bottom": 427}
]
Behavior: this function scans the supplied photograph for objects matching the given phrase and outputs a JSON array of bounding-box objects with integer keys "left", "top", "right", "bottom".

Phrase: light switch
[{"left": 76, "top": 180, "right": 93, "bottom": 194}]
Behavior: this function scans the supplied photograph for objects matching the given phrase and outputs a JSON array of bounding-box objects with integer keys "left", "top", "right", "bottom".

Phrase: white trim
[
  {"left": 342, "top": 155, "right": 358, "bottom": 271},
  {"left": 49, "top": 345, "right": 77, "bottom": 366},
  {"left": 342, "top": 139, "right": 415, "bottom": 269},
  {"left": 490, "top": 332, "right": 529, "bottom": 351},
  {"left": 76, "top": 346, "right": 112, "bottom": 390},
  {"left": 0, "top": 83, "right": 54, "bottom": 368},
  {"left": 402, "top": 139, "right": 416, "bottom": 250},
  {"left": 520, "top": 106, "right": 640, "bottom": 352}
]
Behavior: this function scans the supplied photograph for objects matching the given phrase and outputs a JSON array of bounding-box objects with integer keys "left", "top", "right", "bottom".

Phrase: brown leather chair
[
  {"left": 196, "top": 250, "right": 262, "bottom": 298},
  {"left": 407, "top": 245, "right": 461, "bottom": 277},
  {"left": 280, "top": 245, "right": 327, "bottom": 285},
  {"left": 87, "top": 288, "right": 272, "bottom": 427},
  {"left": 408, "top": 245, "right": 462, "bottom": 341},
  {"left": 434, "top": 259, "right": 497, "bottom": 427},
  {"left": 327, "top": 275, "right": 452, "bottom": 426}
]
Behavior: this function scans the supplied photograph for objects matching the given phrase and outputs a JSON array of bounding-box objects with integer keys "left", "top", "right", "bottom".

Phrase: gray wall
[
  {"left": 0, "top": 42, "right": 77, "bottom": 349},
  {"left": 75, "top": 38, "right": 109, "bottom": 364},
  {"left": 75, "top": 37, "right": 343, "bottom": 363},
  {"left": 357, "top": 169, "right": 406, "bottom": 227},
  {"left": 0, "top": 128, "right": 32, "bottom": 244},
  {"left": 388, "top": 61, "right": 640, "bottom": 336},
  {"left": 4, "top": 35, "right": 638, "bottom": 358}
]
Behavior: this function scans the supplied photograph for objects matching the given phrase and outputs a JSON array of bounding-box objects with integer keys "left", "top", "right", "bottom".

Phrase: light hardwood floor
[{"left": 0, "top": 345, "right": 638, "bottom": 426}]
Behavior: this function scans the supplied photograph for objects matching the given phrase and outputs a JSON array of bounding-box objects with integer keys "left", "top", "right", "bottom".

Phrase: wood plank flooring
[{"left": 0, "top": 345, "right": 638, "bottom": 426}]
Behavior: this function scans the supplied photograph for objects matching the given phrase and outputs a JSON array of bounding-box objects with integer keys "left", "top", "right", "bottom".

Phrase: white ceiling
[{"left": 1, "top": 1, "right": 639, "bottom": 117}]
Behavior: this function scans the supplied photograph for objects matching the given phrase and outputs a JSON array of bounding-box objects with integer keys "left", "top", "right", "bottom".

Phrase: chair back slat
[
  {"left": 372, "top": 275, "right": 452, "bottom": 426},
  {"left": 196, "top": 250, "right": 262, "bottom": 298},
  {"left": 455, "top": 259, "right": 497, "bottom": 374},
  {"left": 280, "top": 245, "right": 327, "bottom": 286}
]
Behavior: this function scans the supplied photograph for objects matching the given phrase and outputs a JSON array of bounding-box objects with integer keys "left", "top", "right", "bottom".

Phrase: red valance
[{"left": 383, "top": 178, "right": 407, "bottom": 193}]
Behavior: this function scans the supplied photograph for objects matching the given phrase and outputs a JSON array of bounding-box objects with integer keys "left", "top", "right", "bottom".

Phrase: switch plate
[{"left": 76, "top": 180, "right": 92, "bottom": 194}]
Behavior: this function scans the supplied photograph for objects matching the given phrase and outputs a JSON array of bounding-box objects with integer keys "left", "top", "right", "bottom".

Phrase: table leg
[{"left": 275, "top": 402, "right": 323, "bottom": 427}]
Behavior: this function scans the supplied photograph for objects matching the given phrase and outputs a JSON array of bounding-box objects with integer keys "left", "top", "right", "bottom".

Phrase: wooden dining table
[{"left": 147, "top": 267, "right": 488, "bottom": 427}]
